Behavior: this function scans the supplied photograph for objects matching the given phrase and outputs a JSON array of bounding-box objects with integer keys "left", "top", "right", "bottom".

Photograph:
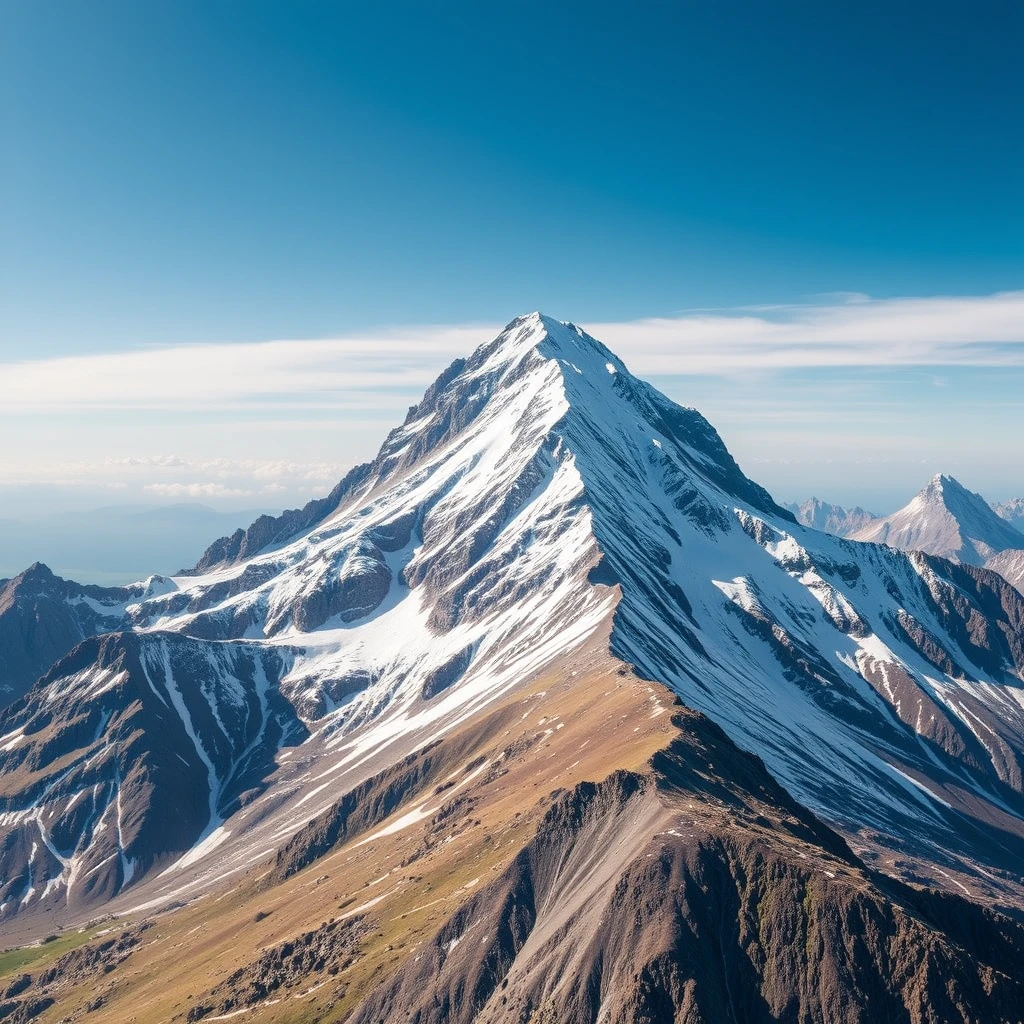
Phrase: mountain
[
  {"left": 849, "top": 474, "right": 1024, "bottom": 593},
  {"left": 784, "top": 496, "right": 878, "bottom": 536},
  {"left": 0, "top": 564, "right": 167, "bottom": 708},
  {"left": 994, "top": 497, "right": 1024, "bottom": 530},
  {"left": 3, "top": 314, "right": 1024, "bottom": 1023},
  {"left": 849, "top": 474, "right": 1024, "bottom": 563}
]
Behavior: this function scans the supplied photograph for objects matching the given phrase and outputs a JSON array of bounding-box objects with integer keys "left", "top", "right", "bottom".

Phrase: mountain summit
[
  {"left": 2, "top": 316, "right": 1024, "bottom": 1021},
  {"left": 847, "top": 472, "right": 1024, "bottom": 594},
  {"left": 189, "top": 312, "right": 790, "bottom": 575}
]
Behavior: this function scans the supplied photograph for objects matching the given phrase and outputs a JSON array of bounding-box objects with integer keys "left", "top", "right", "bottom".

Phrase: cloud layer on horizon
[{"left": 2, "top": 291, "right": 1024, "bottom": 413}]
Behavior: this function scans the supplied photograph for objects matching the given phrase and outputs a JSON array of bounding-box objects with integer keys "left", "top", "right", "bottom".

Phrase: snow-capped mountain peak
[
  {"left": 994, "top": 496, "right": 1024, "bottom": 528},
  {"left": 477, "top": 310, "right": 624, "bottom": 371},
  {"left": 851, "top": 472, "right": 1024, "bottom": 565}
]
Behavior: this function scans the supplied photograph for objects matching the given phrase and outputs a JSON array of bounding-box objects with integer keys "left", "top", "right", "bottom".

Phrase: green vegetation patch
[{"left": 0, "top": 926, "right": 101, "bottom": 980}]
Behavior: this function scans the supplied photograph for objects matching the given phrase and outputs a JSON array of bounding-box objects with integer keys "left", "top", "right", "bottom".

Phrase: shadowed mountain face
[{"left": 2, "top": 315, "right": 1024, "bottom": 1023}]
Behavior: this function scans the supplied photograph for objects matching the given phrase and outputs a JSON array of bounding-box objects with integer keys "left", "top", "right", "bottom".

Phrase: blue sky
[{"left": 1, "top": 1, "right": 1022, "bottom": 533}]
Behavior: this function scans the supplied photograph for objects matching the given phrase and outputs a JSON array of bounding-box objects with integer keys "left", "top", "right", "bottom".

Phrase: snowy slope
[{"left": 3, "top": 313, "right": 1024, "bottom": 924}]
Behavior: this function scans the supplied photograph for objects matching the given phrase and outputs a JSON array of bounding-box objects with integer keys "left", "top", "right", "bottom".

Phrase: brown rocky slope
[
  {"left": 2, "top": 655, "right": 1023, "bottom": 1024},
  {"left": 352, "top": 709, "right": 1024, "bottom": 1024}
]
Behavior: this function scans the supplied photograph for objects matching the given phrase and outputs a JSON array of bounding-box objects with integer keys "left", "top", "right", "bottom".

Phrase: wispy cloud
[
  {"left": 0, "top": 324, "right": 493, "bottom": 413},
  {"left": 2, "top": 292, "right": 1023, "bottom": 413},
  {"left": 589, "top": 290, "right": 1024, "bottom": 375}
]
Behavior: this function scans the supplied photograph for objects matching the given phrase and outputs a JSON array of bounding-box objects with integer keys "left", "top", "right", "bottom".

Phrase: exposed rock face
[
  {"left": 36, "top": 926, "right": 144, "bottom": 987},
  {"left": 0, "top": 632, "right": 303, "bottom": 919},
  {"left": 351, "top": 713, "right": 1024, "bottom": 1024},
  {"left": 192, "top": 916, "right": 368, "bottom": 1020},
  {"left": 0, "top": 563, "right": 143, "bottom": 708},
  {"left": 0, "top": 926, "right": 145, "bottom": 1023}
]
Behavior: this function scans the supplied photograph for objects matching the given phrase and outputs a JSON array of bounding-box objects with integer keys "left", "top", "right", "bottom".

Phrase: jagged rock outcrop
[
  {"left": 0, "top": 926, "right": 147, "bottom": 1021},
  {"left": 0, "top": 563, "right": 143, "bottom": 708}
]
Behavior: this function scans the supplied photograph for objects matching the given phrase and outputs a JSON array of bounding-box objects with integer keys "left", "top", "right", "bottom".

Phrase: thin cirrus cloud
[
  {"left": 1, "top": 291, "right": 1023, "bottom": 414},
  {"left": 0, "top": 325, "right": 494, "bottom": 413},
  {"left": 589, "top": 290, "right": 1024, "bottom": 375}
]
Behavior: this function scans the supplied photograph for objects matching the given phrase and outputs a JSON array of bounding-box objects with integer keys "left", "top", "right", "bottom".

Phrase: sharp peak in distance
[
  {"left": 895, "top": 473, "right": 1024, "bottom": 548},
  {"left": 918, "top": 473, "right": 990, "bottom": 506}
]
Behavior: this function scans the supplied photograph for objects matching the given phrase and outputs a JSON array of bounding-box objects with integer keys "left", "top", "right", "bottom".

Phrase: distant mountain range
[
  {"left": 2, "top": 315, "right": 1024, "bottom": 1022},
  {"left": 788, "top": 478, "right": 1024, "bottom": 594},
  {"left": 994, "top": 497, "right": 1024, "bottom": 530},
  {"left": 0, "top": 503, "right": 272, "bottom": 585},
  {"left": 783, "top": 497, "right": 879, "bottom": 537}
]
